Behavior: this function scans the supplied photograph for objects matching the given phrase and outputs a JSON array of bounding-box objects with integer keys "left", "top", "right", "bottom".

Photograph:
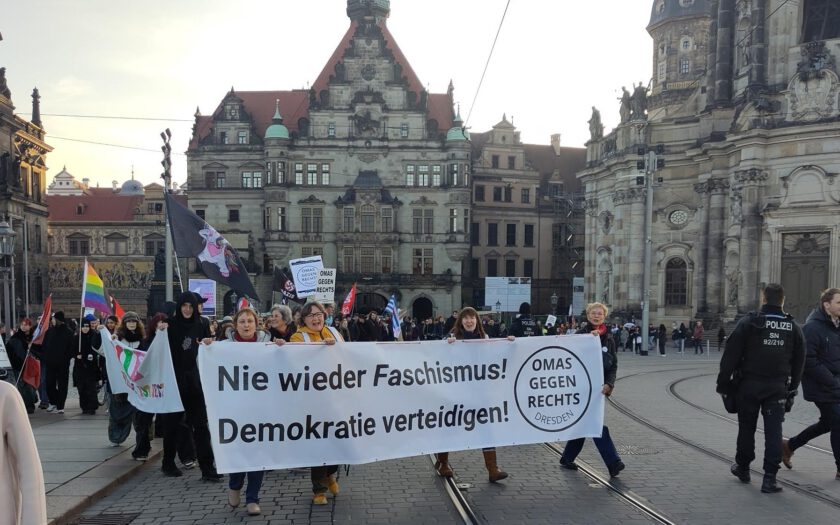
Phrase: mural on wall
[{"left": 49, "top": 261, "right": 153, "bottom": 290}]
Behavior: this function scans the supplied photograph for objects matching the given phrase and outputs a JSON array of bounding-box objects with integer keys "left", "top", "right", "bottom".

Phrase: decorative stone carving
[
  {"left": 612, "top": 187, "right": 646, "bottom": 205},
  {"left": 598, "top": 211, "right": 614, "bottom": 234},
  {"left": 797, "top": 41, "right": 836, "bottom": 81},
  {"left": 358, "top": 153, "right": 379, "bottom": 163},
  {"left": 730, "top": 191, "right": 743, "bottom": 224},
  {"left": 734, "top": 168, "right": 768, "bottom": 184},
  {"left": 695, "top": 178, "right": 731, "bottom": 194},
  {"left": 588, "top": 106, "right": 604, "bottom": 141}
]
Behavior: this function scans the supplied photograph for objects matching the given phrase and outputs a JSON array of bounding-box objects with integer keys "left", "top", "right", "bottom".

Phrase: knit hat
[
  {"left": 83, "top": 313, "right": 96, "bottom": 322},
  {"left": 122, "top": 311, "right": 141, "bottom": 323},
  {"left": 53, "top": 311, "right": 66, "bottom": 323}
]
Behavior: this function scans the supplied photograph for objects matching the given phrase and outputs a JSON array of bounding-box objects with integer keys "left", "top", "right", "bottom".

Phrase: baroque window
[{"left": 665, "top": 258, "right": 688, "bottom": 306}]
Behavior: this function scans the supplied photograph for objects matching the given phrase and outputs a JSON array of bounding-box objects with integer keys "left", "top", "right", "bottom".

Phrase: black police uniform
[
  {"left": 717, "top": 305, "right": 805, "bottom": 489},
  {"left": 510, "top": 315, "right": 537, "bottom": 337}
]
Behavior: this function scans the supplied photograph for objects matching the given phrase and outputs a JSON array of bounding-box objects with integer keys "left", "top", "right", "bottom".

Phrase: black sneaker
[
  {"left": 201, "top": 471, "right": 224, "bottom": 482},
  {"left": 608, "top": 460, "right": 626, "bottom": 478},
  {"left": 162, "top": 465, "right": 183, "bottom": 477},
  {"left": 559, "top": 459, "right": 579, "bottom": 471},
  {"left": 181, "top": 459, "right": 196, "bottom": 470},
  {"left": 730, "top": 463, "right": 750, "bottom": 483}
]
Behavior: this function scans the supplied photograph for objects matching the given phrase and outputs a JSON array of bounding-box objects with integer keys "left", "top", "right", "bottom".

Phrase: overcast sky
[{"left": 2, "top": 0, "right": 652, "bottom": 188}]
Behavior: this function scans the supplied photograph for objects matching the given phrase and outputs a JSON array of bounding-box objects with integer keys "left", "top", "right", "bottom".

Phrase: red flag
[
  {"left": 341, "top": 283, "right": 357, "bottom": 316},
  {"left": 22, "top": 355, "right": 41, "bottom": 389},
  {"left": 111, "top": 295, "right": 125, "bottom": 319},
  {"left": 32, "top": 294, "right": 52, "bottom": 346},
  {"left": 236, "top": 297, "right": 251, "bottom": 312}
]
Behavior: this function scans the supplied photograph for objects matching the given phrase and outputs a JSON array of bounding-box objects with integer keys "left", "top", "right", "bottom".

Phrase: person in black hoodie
[
  {"left": 157, "top": 291, "right": 220, "bottom": 481},
  {"left": 782, "top": 287, "right": 840, "bottom": 479},
  {"left": 7, "top": 318, "right": 36, "bottom": 413},
  {"left": 73, "top": 315, "right": 101, "bottom": 415},
  {"left": 510, "top": 302, "right": 538, "bottom": 338},
  {"left": 42, "top": 311, "right": 75, "bottom": 414},
  {"left": 559, "top": 302, "right": 625, "bottom": 478}
]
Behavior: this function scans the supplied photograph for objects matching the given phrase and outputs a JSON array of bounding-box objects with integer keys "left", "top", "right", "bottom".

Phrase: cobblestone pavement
[{"left": 69, "top": 352, "right": 840, "bottom": 524}]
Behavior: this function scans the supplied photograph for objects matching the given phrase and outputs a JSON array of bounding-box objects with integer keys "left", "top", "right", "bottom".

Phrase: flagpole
[{"left": 173, "top": 255, "right": 185, "bottom": 294}]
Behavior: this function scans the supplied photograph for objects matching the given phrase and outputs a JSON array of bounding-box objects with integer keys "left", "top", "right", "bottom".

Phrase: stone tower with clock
[{"left": 578, "top": 0, "right": 840, "bottom": 325}]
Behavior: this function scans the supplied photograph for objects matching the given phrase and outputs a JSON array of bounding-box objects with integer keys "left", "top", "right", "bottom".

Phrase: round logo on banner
[
  {"left": 513, "top": 346, "right": 593, "bottom": 432},
  {"left": 296, "top": 266, "right": 319, "bottom": 287}
]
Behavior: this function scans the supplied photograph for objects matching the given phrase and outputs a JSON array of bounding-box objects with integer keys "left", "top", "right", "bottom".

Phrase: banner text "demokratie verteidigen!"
[{"left": 198, "top": 336, "right": 604, "bottom": 473}]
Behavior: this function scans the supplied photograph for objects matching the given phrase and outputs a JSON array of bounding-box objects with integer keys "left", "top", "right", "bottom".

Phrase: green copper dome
[
  {"left": 264, "top": 100, "right": 289, "bottom": 140},
  {"left": 446, "top": 109, "right": 469, "bottom": 142}
]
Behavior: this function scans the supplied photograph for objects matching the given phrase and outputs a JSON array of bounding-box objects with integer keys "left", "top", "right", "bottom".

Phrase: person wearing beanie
[
  {"left": 510, "top": 302, "right": 537, "bottom": 338},
  {"left": 106, "top": 313, "right": 145, "bottom": 448},
  {"left": 41, "top": 311, "right": 75, "bottom": 414},
  {"left": 73, "top": 317, "right": 101, "bottom": 415},
  {"left": 158, "top": 291, "right": 220, "bottom": 481}
]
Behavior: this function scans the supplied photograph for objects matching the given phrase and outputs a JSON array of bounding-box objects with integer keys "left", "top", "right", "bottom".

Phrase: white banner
[
  {"left": 0, "top": 336, "right": 10, "bottom": 368},
  {"left": 198, "top": 335, "right": 605, "bottom": 473},
  {"left": 98, "top": 327, "right": 184, "bottom": 413},
  {"left": 313, "top": 268, "right": 336, "bottom": 303},
  {"left": 189, "top": 278, "right": 217, "bottom": 316},
  {"left": 289, "top": 256, "right": 323, "bottom": 298}
]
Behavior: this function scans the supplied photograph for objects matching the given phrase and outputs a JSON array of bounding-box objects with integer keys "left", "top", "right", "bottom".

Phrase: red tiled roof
[
  {"left": 189, "top": 90, "right": 310, "bottom": 150},
  {"left": 428, "top": 93, "right": 454, "bottom": 132},
  {"left": 312, "top": 21, "right": 360, "bottom": 95},
  {"left": 47, "top": 190, "right": 187, "bottom": 222}
]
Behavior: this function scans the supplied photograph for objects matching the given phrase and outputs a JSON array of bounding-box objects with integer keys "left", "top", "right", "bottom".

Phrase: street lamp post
[
  {"left": 495, "top": 300, "right": 502, "bottom": 312},
  {"left": 0, "top": 221, "right": 17, "bottom": 336}
]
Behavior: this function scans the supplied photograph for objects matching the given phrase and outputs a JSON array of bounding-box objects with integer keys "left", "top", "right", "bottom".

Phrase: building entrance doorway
[
  {"left": 780, "top": 232, "right": 829, "bottom": 323},
  {"left": 355, "top": 292, "right": 388, "bottom": 315},
  {"left": 412, "top": 297, "right": 433, "bottom": 321}
]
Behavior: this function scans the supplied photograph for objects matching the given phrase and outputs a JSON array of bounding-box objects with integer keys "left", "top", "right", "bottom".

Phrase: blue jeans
[
  {"left": 229, "top": 471, "right": 265, "bottom": 504},
  {"left": 561, "top": 425, "right": 621, "bottom": 467}
]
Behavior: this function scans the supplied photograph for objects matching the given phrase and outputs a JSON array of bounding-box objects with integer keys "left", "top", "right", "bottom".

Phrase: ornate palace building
[
  {"left": 0, "top": 66, "right": 52, "bottom": 320},
  {"left": 46, "top": 172, "right": 185, "bottom": 317},
  {"left": 186, "top": 1, "right": 491, "bottom": 316},
  {"left": 579, "top": 0, "right": 840, "bottom": 324}
]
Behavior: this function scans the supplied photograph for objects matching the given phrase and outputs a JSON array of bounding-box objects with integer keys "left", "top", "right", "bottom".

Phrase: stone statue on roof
[
  {"left": 0, "top": 68, "right": 10, "bottom": 99},
  {"left": 588, "top": 106, "right": 604, "bottom": 140},
  {"left": 618, "top": 86, "right": 630, "bottom": 123},
  {"left": 630, "top": 82, "right": 648, "bottom": 121}
]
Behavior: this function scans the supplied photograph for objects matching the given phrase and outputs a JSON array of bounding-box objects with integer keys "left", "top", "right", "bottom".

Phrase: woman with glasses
[{"left": 290, "top": 301, "right": 344, "bottom": 505}]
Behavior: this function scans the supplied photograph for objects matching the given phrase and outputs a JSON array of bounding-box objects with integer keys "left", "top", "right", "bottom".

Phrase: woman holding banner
[
  {"left": 110, "top": 312, "right": 143, "bottom": 448},
  {"left": 224, "top": 307, "right": 284, "bottom": 516},
  {"left": 438, "top": 307, "right": 512, "bottom": 483},
  {"left": 559, "top": 302, "right": 626, "bottom": 477},
  {"left": 290, "top": 301, "right": 345, "bottom": 506}
]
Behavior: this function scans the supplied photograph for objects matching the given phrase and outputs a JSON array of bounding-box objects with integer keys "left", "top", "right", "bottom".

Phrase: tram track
[
  {"left": 427, "top": 454, "right": 483, "bottom": 525},
  {"left": 611, "top": 368, "right": 840, "bottom": 510},
  {"left": 542, "top": 443, "right": 677, "bottom": 525},
  {"left": 667, "top": 372, "right": 834, "bottom": 456}
]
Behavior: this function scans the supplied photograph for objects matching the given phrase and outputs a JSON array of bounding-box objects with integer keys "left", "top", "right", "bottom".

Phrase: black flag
[
  {"left": 164, "top": 192, "right": 260, "bottom": 300},
  {"left": 272, "top": 267, "right": 303, "bottom": 304}
]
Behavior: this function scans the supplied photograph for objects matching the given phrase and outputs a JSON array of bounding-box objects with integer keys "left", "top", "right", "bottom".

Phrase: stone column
[
  {"left": 735, "top": 169, "right": 767, "bottom": 313},
  {"left": 613, "top": 188, "right": 646, "bottom": 312},
  {"left": 693, "top": 182, "right": 712, "bottom": 312},
  {"left": 707, "top": 178, "right": 730, "bottom": 314},
  {"left": 585, "top": 197, "right": 599, "bottom": 303},
  {"left": 715, "top": 0, "right": 735, "bottom": 105}
]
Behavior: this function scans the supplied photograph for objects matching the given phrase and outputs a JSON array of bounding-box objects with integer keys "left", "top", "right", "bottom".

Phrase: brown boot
[
  {"left": 781, "top": 439, "right": 793, "bottom": 469},
  {"left": 435, "top": 452, "right": 454, "bottom": 478},
  {"left": 482, "top": 449, "right": 509, "bottom": 482}
]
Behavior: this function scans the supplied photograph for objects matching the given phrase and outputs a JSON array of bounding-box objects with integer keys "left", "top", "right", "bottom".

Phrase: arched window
[{"left": 665, "top": 258, "right": 688, "bottom": 306}]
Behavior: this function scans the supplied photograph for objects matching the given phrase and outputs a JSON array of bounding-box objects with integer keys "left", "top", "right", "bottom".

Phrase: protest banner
[
  {"left": 198, "top": 335, "right": 604, "bottom": 473},
  {"left": 289, "top": 256, "right": 323, "bottom": 298},
  {"left": 189, "top": 278, "right": 217, "bottom": 316},
  {"left": 313, "top": 268, "right": 336, "bottom": 303},
  {"left": 0, "top": 336, "right": 10, "bottom": 368},
  {"left": 98, "top": 327, "right": 183, "bottom": 413}
]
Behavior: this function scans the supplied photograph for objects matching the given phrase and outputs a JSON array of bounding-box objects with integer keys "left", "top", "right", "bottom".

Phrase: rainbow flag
[{"left": 82, "top": 260, "right": 112, "bottom": 314}]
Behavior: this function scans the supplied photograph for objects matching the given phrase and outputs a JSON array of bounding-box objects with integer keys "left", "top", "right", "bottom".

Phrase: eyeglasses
[{"left": 305, "top": 312, "right": 325, "bottom": 319}]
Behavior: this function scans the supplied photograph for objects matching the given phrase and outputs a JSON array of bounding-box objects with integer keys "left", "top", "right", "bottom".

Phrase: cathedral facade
[{"left": 579, "top": 0, "right": 840, "bottom": 324}]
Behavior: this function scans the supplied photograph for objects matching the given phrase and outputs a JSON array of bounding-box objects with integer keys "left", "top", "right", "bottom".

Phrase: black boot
[
  {"left": 162, "top": 463, "right": 183, "bottom": 477},
  {"left": 761, "top": 474, "right": 782, "bottom": 493},
  {"left": 730, "top": 463, "right": 750, "bottom": 483}
]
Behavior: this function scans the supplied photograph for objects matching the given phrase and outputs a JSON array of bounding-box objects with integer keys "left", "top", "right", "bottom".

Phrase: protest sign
[
  {"left": 0, "top": 337, "right": 10, "bottom": 368},
  {"left": 98, "top": 327, "right": 183, "bottom": 413},
  {"left": 189, "top": 278, "right": 217, "bottom": 316},
  {"left": 198, "top": 335, "right": 604, "bottom": 473},
  {"left": 289, "top": 256, "right": 324, "bottom": 298},
  {"left": 314, "top": 268, "right": 336, "bottom": 303}
]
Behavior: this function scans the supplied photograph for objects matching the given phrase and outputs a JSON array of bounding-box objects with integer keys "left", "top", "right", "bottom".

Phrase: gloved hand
[{"left": 784, "top": 389, "right": 797, "bottom": 413}]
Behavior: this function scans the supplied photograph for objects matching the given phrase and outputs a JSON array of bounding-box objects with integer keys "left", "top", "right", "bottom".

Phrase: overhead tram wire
[
  {"left": 48, "top": 135, "right": 187, "bottom": 155},
  {"left": 16, "top": 112, "right": 192, "bottom": 122},
  {"left": 464, "top": 0, "right": 511, "bottom": 128}
]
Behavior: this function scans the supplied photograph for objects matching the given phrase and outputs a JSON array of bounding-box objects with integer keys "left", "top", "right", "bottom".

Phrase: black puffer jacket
[
  {"left": 577, "top": 322, "right": 618, "bottom": 387},
  {"left": 42, "top": 322, "right": 76, "bottom": 367},
  {"left": 801, "top": 307, "right": 840, "bottom": 403}
]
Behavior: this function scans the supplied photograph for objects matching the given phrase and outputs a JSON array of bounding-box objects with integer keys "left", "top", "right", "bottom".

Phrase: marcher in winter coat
[{"left": 74, "top": 316, "right": 101, "bottom": 415}]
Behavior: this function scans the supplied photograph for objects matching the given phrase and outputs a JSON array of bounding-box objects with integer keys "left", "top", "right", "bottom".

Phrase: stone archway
[
  {"left": 780, "top": 232, "right": 829, "bottom": 323},
  {"left": 412, "top": 297, "right": 434, "bottom": 321},
  {"left": 355, "top": 292, "right": 388, "bottom": 315}
]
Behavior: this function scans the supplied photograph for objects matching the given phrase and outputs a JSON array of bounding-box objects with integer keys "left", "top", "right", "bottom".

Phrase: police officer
[
  {"left": 509, "top": 302, "right": 537, "bottom": 337},
  {"left": 717, "top": 283, "right": 805, "bottom": 493}
]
